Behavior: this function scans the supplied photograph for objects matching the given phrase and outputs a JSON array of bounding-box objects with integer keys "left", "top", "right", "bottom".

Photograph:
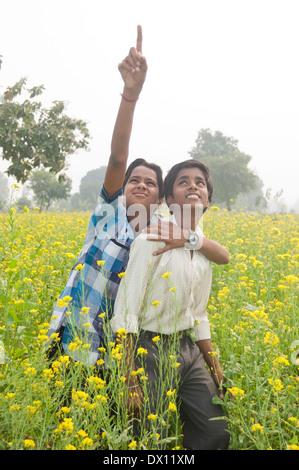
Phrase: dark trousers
[{"left": 134, "top": 330, "right": 230, "bottom": 450}]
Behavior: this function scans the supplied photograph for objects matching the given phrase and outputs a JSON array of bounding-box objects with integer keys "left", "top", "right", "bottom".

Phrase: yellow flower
[
  {"left": 162, "top": 271, "right": 171, "bottom": 279},
  {"left": 264, "top": 331, "right": 279, "bottom": 346},
  {"left": 208, "top": 351, "right": 218, "bottom": 357},
  {"left": 65, "top": 444, "right": 77, "bottom": 450},
  {"left": 59, "top": 355, "right": 70, "bottom": 365},
  {"left": 57, "top": 298, "right": 68, "bottom": 308},
  {"left": 128, "top": 440, "right": 137, "bottom": 450},
  {"left": 284, "top": 274, "right": 299, "bottom": 284},
  {"left": 268, "top": 378, "right": 283, "bottom": 391},
  {"left": 169, "top": 286, "right": 177, "bottom": 292},
  {"left": 54, "top": 380, "right": 64, "bottom": 388},
  {"left": 50, "top": 332, "right": 60, "bottom": 342},
  {"left": 131, "top": 367, "right": 144, "bottom": 376},
  {"left": 117, "top": 328, "right": 127, "bottom": 337},
  {"left": 75, "top": 263, "right": 84, "bottom": 271},
  {"left": 272, "top": 356, "right": 290, "bottom": 367},
  {"left": 152, "top": 335, "right": 160, "bottom": 342},
  {"left": 24, "top": 366, "right": 37, "bottom": 376},
  {"left": 227, "top": 387, "right": 245, "bottom": 398},
  {"left": 24, "top": 439, "right": 35, "bottom": 448},
  {"left": 152, "top": 300, "right": 161, "bottom": 307},
  {"left": 148, "top": 413, "right": 158, "bottom": 421},
  {"left": 61, "top": 407, "right": 71, "bottom": 414},
  {"left": 76, "top": 429, "right": 88, "bottom": 438},
  {"left": 80, "top": 306, "right": 90, "bottom": 314},
  {"left": 95, "top": 394, "right": 108, "bottom": 403},
  {"left": 97, "top": 260, "right": 105, "bottom": 267},
  {"left": 137, "top": 347, "right": 148, "bottom": 355},
  {"left": 168, "top": 402, "right": 177, "bottom": 412},
  {"left": 118, "top": 272, "right": 126, "bottom": 278},
  {"left": 251, "top": 423, "right": 264, "bottom": 434},
  {"left": 81, "top": 437, "right": 93, "bottom": 448},
  {"left": 68, "top": 341, "right": 81, "bottom": 352}
]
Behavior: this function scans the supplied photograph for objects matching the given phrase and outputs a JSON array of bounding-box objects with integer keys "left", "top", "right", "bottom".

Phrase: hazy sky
[{"left": 1, "top": 0, "right": 298, "bottom": 207}]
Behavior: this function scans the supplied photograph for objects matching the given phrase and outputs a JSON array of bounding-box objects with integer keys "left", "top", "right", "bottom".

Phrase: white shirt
[{"left": 110, "top": 217, "right": 212, "bottom": 342}]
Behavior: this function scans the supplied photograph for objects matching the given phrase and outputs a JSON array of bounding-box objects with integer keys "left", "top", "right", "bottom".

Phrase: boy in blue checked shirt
[{"left": 46, "top": 26, "right": 229, "bottom": 369}]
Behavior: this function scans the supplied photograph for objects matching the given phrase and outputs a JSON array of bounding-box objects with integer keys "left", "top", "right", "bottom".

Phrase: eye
[{"left": 147, "top": 181, "right": 157, "bottom": 187}]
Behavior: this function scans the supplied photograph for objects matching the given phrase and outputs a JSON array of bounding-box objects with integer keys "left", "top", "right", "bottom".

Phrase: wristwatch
[{"left": 185, "top": 229, "right": 199, "bottom": 249}]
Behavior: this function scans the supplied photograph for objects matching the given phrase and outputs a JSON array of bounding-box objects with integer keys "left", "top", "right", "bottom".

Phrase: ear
[
  {"left": 203, "top": 200, "right": 210, "bottom": 213},
  {"left": 166, "top": 195, "right": 174, "bottom": 206}
]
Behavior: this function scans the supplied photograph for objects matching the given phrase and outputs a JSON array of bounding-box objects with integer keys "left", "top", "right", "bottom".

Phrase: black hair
[
  {"left": 164, "top": 159, "right": 213, "bottom": 205},
  {"left": 123, "top": 158, "right": 164, "bottom": 198}
]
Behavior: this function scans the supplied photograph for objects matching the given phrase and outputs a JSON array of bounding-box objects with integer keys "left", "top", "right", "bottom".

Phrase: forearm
[
  {"left": 195, "top": 338, "right": 225, "bottom": 386},
  {"left": 179, "top": 227, "right": 229, "bottom": 264},
  {"left": 195, "top": 338, "right": 216, "bottom": 369},
  {"left": 197, "top": 237, "right": 229, "bottom": 265},
  {"left": 110, "top": 88, "right": 138, "bottom": 164},
  {"left": 147, "top": 223, "right": 229, "bottom": 265}
]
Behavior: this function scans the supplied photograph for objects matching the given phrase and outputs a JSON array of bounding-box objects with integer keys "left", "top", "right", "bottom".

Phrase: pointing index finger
[{"left": 136, "top": 25, "right": 142, "bottom": 53}]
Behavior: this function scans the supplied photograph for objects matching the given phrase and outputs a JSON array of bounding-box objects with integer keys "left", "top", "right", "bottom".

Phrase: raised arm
[{"left": 104, "top": 25, "right": 148, "bottom": 196}]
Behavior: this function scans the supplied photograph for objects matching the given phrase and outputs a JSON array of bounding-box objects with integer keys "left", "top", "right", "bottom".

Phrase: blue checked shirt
[{"left": 47, "top": 186, "right": 160, "bottom": 366}]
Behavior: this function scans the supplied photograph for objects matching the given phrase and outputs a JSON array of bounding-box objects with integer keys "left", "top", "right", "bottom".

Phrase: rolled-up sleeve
[{"left": 192, "top": 314, "right": 211, "bottom": 341}]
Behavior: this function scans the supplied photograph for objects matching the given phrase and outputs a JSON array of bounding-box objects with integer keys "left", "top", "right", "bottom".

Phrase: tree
[
  {"left": 80, "top": 167, "right": 107, "bottom": 207},
  {"left": 189, "top": 129, "right": 258, "bottom": 210},
  {"left": 234, "top": 177, "right": 267, "bottom": 212},
  {"left": 30, "top": 169, "right": 72, "bottom": 211},
  {"left": 70, "top": 167, "right": 107, "bottom": 211},
  {"left": 0, "top": 76, "right": 90, "bottom": 184}
]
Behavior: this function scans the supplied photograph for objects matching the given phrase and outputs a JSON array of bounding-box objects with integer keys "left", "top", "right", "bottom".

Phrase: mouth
[
  {"left": 133, "top": 192, "right": 148, "bottom": 198},
  {"left": 186, "top": 193, "right": 201, "bottom": 200}
]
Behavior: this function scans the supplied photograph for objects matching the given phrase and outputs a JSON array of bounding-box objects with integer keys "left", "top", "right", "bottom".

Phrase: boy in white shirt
[{"left": 110, "top": 159, "right": 230, "bottom": 450}]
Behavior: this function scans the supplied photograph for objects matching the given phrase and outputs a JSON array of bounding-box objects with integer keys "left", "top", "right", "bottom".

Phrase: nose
[
  {"left": 188, "top": 181, "right": 198, "bottom": 191},
  {"left": 137, "top": 180, "right": 146, "bottom": 189}
]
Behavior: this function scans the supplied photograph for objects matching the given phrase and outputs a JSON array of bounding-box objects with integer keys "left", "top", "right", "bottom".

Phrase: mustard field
[{"left": 0, "top": 202, "right": 298, "bottom": 450}]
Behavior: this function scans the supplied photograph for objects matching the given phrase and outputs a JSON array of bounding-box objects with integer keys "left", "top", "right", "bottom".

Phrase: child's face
[
  {"left": 124, "top": 165, "right": 161, "bottom": 218},
  {"left": 166, "top": 167, "right": 210, "bottom": 212}
]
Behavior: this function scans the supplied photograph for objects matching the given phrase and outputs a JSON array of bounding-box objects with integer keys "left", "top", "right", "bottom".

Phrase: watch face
[{"left": 189, "top": 233, "right": 199, "bottom": 245}]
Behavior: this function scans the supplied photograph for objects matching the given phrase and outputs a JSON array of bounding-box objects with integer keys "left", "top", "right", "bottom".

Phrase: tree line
[{"left": 0, "top": 57, "right": 270, "bottom": 212}]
